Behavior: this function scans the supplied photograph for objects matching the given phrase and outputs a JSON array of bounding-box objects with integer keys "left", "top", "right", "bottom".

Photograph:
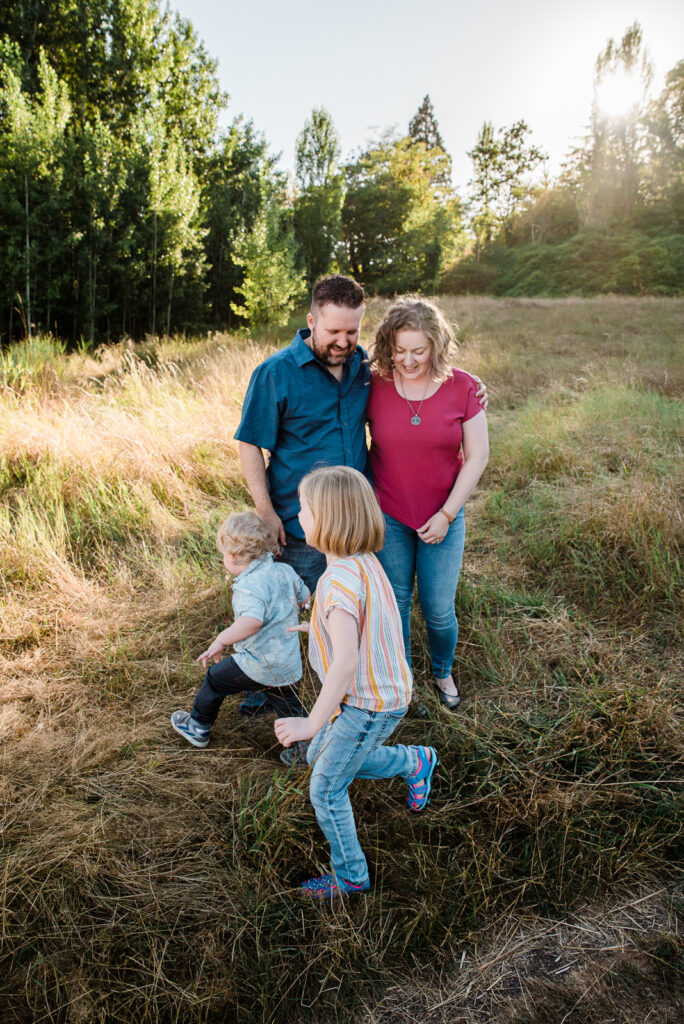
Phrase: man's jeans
[
  {"left": 192, "top": 655, "right": 305, "bottom": 726},
  {"left": 276, "top": 532, "right": 327, "bottom": 594},
  {"left": 306, "top": 703, "right": 416, "bottom": 887},
  {"left": 377, "top": 507, "right": 466, "bottom": 678}
]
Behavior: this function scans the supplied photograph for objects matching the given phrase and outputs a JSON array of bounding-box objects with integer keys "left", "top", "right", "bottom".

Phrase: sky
[{"left": 170, "top": 0, "right": 683, "bottom": 192}]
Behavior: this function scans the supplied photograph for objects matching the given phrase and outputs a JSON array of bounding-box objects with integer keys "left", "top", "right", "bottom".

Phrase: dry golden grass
[{"left": 0, "top": 298, "right": 682, "bottom": 1022}]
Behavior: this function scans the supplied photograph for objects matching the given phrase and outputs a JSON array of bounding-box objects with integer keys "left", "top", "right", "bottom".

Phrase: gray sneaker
[
  {"left": 279, "top": 740, "right": 308, "bottom": 769},
  {"left": 171, "top": 710, "right": 210, "bottom": 748}
]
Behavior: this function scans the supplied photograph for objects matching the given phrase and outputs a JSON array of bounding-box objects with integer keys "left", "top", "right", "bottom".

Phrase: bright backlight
[{"left": 595, "top": 70, "right": 643, "bottom": 120}]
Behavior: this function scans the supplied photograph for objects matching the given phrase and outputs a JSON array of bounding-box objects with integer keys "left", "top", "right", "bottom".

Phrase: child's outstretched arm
[
  {"left": 296, "top": 578, "right": 311, "bottom": 608},
  {"left": 275, "top": 608, "right": 358, "bottom": 747},
  {"left": 197, "top": 615, "right": 262, "bottom": 668}
]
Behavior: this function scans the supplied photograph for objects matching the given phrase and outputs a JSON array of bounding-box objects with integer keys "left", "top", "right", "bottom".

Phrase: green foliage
[
  {"left": 231, "top": 202, "right": 305, "bottom": 326},
  {"left": 643, "top": 60, "right": 684, "bottom": 228},
  {"left": 342, "top": 133, "right": 461, "bottom": 293},
  {"left": 445, "top": 227, "right": 684, "bottom": 296},
  {"left": 467, "top": 119, "right": 546, "bottom": 251},
  {"left": 0, "top": 0, "right": 224, "bottom": 342},
  {"left": 408, "top": 94, "right": 446, "bottom": 151},
  {"left": 203, "top": 119, "right": 282, "bottom": 328},
  {"left": 567, "top": 23, "right": 653, "bottom": 228},
  {"left": 293, "top": 107, "right": 345, "bottom": 287}
]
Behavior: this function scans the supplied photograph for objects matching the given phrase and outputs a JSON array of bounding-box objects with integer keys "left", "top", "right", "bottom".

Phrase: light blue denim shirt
[{"left": 231, "top": 553, "right": 309, "bottom": 686}]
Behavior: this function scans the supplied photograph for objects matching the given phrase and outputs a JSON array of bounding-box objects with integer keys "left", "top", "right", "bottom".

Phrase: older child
[
  {"left": 275, "top": 467, "right": 438, "bottom": 899},
  {"left": 172, "top": 512, "right": 310, "bottom": 756}
]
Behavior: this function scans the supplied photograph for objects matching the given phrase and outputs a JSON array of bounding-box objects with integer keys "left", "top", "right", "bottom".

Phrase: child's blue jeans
[{"left": 306, "top": 703, "right": 417, "bottom": 888}]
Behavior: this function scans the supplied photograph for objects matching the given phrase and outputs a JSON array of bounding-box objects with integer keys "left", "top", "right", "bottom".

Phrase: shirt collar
[
  {"left": 233, "top": 552, "right": 273, "bottom": 585},
  {"left": 291, "top": 329, "right": 317, "bottom": 367}
]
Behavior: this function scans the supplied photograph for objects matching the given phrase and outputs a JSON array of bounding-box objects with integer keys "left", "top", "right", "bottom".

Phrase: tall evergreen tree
[
  {"left": 0, "top": 0, "right": 226, "bottom": 341},
  {"left": 408, "top": 94, "right": 452, "bottom": 188},
  {"left": 408, "top": 94, "right": 445, "bottom": 151}
]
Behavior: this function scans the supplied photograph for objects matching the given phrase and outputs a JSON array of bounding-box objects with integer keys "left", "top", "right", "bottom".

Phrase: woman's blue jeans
[
  {"left": 377, "top": 507, "right": 466, "bottom": 678},
  {"left": 306, "top": 703, "right": 416, "bottom": 887}
]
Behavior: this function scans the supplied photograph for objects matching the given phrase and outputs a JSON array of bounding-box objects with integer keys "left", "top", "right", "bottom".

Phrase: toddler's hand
[
  {"left": 196, "top": 639, "right": 226, "bottom": 668},
  {"left": 287, "top": 622, "right": 310, "bottom": 633},
  {"left": 275, "top": 716, "right": 313, "bottom": 747}
]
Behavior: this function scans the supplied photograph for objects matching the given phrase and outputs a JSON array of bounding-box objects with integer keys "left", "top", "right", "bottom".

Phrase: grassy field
[{"left": 0, "top": 297, "right": 682, "bottom": 1023}]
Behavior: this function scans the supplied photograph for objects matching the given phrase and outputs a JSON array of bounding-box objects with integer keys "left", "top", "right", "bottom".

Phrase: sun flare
[{"left": 595, "top": 69, "right": 644, "bottom": 120}]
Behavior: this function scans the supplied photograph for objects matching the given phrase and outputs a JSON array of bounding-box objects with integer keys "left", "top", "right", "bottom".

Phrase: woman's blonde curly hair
[{"left": 370, "top": 295, "right": 458, "bottom": 383}]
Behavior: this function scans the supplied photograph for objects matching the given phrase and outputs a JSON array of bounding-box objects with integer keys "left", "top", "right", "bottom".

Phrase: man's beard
[{"left": 310, "top": 327, "right": 356, "bottom": 367}]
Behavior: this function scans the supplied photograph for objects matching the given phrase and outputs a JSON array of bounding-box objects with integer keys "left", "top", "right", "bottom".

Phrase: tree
[
  {"left": 408, "top": 94, "right": 451, "bottom": 188},
  {"left": 0, "top": 0, "right": 225, "bottom": 342},
  {"left": 231, "top": 201, "right": 305, "bottom": 327},
  {"left": 342, "top": 133, "right": 461, "bottom": 293},
  {"left": 643, "top": 61, "right": 684, "bottom": 228},
  {"left": 467, "top": 120, "right": 546, "bottom": 253},
  {"left": 0, "top": 50, "right": 70, "bottom": 340},
  {"left": 203, "top": 119, "right": 279, "bottom": 327},
  {"left": 572, "top": 23, "right": 653, "bottom": 226},
  {"left": 293, "top": 107, "right": 345, "bottom": 287}
]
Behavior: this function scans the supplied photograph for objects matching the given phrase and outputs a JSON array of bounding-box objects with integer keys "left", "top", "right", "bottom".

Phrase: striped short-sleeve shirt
[{"left": 309, "top": 553, "right": 412, "bottom": 712}]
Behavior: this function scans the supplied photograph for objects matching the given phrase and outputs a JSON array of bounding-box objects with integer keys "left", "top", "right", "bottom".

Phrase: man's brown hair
[{"left": 311, "top": 274, "right": 365, "bottom": 312}]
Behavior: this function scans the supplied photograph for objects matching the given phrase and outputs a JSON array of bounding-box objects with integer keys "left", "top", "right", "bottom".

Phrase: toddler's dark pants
[{"left": 191, "top": 655, "right": 305, "bottom": 727}]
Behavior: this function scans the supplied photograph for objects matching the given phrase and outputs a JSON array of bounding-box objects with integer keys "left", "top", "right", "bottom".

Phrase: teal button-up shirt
[{"left": 234, "top": 330, "right": 371, "bottom": 539}]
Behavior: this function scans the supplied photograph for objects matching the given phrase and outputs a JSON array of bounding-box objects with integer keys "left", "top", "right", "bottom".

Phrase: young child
[
  {"left": 275, "top": 466, "right": 438, "bottom": 899},
  {"left": 172, "top": 511, "right": 310, "bottom": 759}
]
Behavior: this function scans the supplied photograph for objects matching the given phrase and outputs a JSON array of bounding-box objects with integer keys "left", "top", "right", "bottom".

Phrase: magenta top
[{"left": 367, "top": 369, "right": 482, "bottom": 530}]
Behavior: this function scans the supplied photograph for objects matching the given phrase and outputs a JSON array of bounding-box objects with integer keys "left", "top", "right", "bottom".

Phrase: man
[{"left": 236, "top": 274, "right": 369, "bottom": 593}]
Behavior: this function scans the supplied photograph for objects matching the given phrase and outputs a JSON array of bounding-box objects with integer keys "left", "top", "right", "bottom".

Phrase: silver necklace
[{"left": 396, "top": 373, "right": 430, "bottom": 425}]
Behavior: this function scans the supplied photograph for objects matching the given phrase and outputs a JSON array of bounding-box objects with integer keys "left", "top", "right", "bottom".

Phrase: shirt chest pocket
[{"left": 281, "top": 391, "right": 342, "bottom": 440}]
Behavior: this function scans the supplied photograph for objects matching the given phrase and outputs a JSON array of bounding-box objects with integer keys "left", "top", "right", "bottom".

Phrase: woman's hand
[
  {"left": 417, "top": 512, "right": 450, "bottom": 545},
  {"left": 275, "top": 716, "right": 314, "bottom": 747}
]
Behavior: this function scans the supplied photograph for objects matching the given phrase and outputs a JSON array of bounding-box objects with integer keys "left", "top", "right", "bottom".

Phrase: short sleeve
[
  {"left": 460, "top": 371, "right": 484, "bottom": 424},
  {"left": 232, "top": 587, "right": 266, "bottom": 623},
  {"left": 320, "top": 566, "right": 363, "bottom": 626},
  {"left": 234, "top": 362, "right": 282, "bottom": 452}
]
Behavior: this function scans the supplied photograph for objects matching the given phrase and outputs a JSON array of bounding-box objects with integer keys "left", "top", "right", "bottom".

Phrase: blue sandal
[
  {"left": 407, "top": 746, "right": 438, "bottom": 812},
  {"left": 301, "top": 873, "right": 370, "bottom": 899}
]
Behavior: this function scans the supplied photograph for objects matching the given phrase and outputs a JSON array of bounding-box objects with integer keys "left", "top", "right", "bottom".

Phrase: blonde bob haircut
[
  {"left": 370, "top": 295, "right": 457, "bottom": 383},
  {"left": 299, "top": 466, "right": 385, "bottom": 557},
  {"left": 216, "top": 511, "right": 274, "bottom": 563}
]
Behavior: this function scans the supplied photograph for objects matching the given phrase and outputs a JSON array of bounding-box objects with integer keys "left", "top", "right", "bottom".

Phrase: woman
[{"left": 367, "top": 297, "right": 489, "bottom": 709}]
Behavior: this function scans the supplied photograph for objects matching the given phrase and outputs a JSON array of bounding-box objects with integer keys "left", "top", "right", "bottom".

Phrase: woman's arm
[
  {"left": 274, "top": 608, "right": 359, "bottom": 746},
  {"left": 416, "top": 410, "right": 489, "bottom": 544}
]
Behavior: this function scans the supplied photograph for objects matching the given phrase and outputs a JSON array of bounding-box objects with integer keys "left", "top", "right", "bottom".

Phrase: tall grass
[{"left": 1, "top": 299, "right": 682, "bottom": 1022}]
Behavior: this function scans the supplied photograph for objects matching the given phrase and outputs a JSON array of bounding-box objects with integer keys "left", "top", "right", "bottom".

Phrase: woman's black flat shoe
[{"left": 433, "top": 680, "right": 460, "bottom": 709}]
